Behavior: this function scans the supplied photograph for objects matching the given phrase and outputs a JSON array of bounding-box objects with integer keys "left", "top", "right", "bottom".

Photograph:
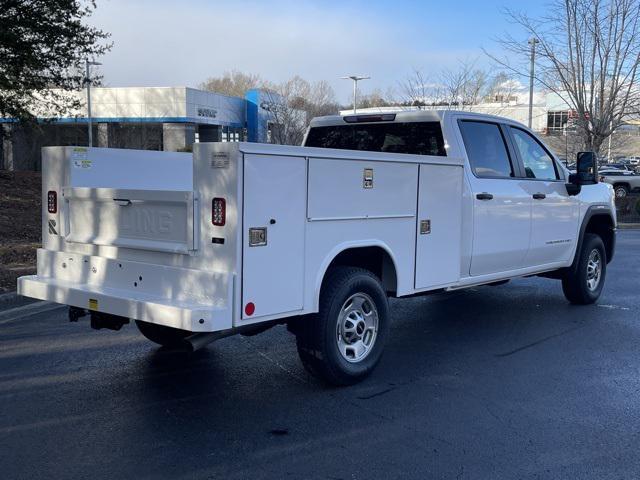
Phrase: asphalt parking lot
[{"left": 1, "top": 230, "right": 639, "bottom": 480}]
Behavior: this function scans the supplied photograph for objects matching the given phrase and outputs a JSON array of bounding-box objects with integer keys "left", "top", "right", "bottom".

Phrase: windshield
[{"left": 304, "top": 121, "right": 447, "bottom": 156}]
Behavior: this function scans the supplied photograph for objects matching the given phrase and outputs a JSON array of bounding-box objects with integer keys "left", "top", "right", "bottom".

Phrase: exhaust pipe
[
  {"left": 182, "top": 329, "right": 236, "bottom": 352},
  {"left": 182, "top": 321, "right": 281, "bottom": 352}
]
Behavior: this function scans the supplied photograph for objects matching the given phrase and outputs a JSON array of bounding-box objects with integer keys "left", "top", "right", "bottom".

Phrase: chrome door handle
[
  {"left": 532, "top": 193, "right": 546, "bottom": 200},
  {"left": 476, "top": 192, "right": 493, "bottom": 200}
]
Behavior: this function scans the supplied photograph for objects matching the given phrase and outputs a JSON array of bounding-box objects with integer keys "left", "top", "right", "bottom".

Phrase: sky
[{"left": 88, "top": 0, "right": 550, "bottom": 103}]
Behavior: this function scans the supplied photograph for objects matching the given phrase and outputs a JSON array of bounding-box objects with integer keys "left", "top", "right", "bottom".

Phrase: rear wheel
[
  {"left": 562, "top": 233, "right": 606, "bottom": 305},
  {"left": 135, "top": 320, "right": 190, "bottom": 347},
  {"left": 295, "top": 267, "right": 390, "bottom": 386}
]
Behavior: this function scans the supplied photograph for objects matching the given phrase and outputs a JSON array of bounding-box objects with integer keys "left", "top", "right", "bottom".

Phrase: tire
[
  {"left": 562, "top": 233, "right": 607, "bottom": 305},
  {"left": 613, "top": 184, "right": 629, "bottom": 198},
  {"left": 295, "top": 266, "right": 390, "bottom": 386},
  {"left": 135, "top": 320, "right": 191, "bottom": 347}
]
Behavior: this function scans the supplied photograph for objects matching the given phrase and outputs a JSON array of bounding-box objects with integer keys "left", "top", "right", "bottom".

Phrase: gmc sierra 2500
[{"left": 18, "top": 110, "right": 616, "bottom": 385}]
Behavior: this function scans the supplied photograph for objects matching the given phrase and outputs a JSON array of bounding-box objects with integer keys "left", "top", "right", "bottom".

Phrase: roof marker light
[{"left": 343, "top": 114, "right": 396, "bottom": 123}]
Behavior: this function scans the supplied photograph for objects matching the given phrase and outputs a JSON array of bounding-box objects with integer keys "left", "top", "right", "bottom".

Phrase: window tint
[
  {"left": 459, "top": 121, "right": 513, "bottom": 178},
  {"left": 510, "top": 127, "right": 559, "bottom": 180},
  {"left": 304, "top": 122, "right": 446, "bottom": 156}
]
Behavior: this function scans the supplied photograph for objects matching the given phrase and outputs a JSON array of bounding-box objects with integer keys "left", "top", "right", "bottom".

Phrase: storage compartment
[
  {"left": 241, "top": 154, "right": 307, "bottom": 320},
  {"left": 414, "top": 164, "right": 463, "bottom": 289},
  {"left": 307, "top": 158, "right": 417, "bottom": 220}
]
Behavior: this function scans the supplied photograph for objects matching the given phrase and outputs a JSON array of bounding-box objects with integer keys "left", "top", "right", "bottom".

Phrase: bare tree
[
  {"left": 357, "top": 88, "right": 397, "bottom": 109},
  {"left": 401, "top": 60, "right": 508, "bottom": 110},
  {"left": 199, "top": 70, "right": 264, "bottom": 98},
  {"left": 484, "top": 73, "right": 521, "bottom": 104},
  {"left": 489, "top": 0, "right": 640, "bottom": 153},
  {"left": 264, "top": 76, "right": 340, "bottom": 145},
  {"left": 438, "top": 63, "right": 488, "bottom": 108},
  {"left": 400, "top": 68, "right": 433, "bottom": 108},
  {"left": 305, "top": 79, "right": 340, "bottom": 118}
]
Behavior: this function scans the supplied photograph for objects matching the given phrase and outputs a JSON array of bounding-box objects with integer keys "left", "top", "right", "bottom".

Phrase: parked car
[
  {"left": 599, "top": 168, "right": 640, "bottom": 197},
  {"left": 18, "top": 111, "right": 617, "bottom": 385},
  {"left": 617, "top": 156, "right": 640, "bottom": 168},
  {"left": 605, "top": 163, "right": 633, "bottom": 171}
]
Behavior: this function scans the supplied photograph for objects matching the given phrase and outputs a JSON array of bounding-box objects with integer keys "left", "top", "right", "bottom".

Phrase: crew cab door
[
  {"left": 506, "top": 126, "right": 578, "bottom": 265},
  {"left": 458, "top": 120, "right": 532, "bottom": 276}
]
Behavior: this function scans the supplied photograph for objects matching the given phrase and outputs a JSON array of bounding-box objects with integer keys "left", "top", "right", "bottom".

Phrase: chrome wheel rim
[
  {"left": 586, "top": 249, "right": 602, "bottom": 291},
  {"left": 336, "top": 293, "right": 379, "bottom": 363},
  {"left": 615, "top": 187, "right": 627, "bottom": 198}
]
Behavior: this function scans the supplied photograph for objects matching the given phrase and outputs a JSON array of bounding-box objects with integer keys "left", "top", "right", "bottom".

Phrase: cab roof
[{"left": 308, "top": 109, "right": 527, "bottom": 129}]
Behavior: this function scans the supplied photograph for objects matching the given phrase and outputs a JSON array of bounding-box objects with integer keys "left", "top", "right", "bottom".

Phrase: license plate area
[{"left": 62, "top": 187, "right": 197, "bottom": 254}]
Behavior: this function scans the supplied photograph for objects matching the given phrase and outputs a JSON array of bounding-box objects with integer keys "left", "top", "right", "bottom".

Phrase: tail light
[
  {"left": 47, "top": 190, "right": 57, "bottom": 214},
  {"left": 212, "top": 198, "right": 226, "bottom": 226}
]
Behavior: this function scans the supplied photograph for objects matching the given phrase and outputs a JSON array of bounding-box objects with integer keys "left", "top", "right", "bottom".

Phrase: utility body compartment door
[
  {"left": 414, "top": 164, "right": 463, "bottom": 289},
  {"left": 241, "top": 154, "right": 306, "bottom": 320}
]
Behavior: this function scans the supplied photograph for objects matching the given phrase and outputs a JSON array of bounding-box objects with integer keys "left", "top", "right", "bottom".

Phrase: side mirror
[
  {"left": 566, "top": 151, "right": 598, "bottom": 196},
  {"left": 576, "top": 151, "right": 598, "bottom": 184}
]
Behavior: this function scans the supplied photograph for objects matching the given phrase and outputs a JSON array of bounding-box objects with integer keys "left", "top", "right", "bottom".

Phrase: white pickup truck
[{"left": 18, "top": 111, "right": 616, "bottom": 385}]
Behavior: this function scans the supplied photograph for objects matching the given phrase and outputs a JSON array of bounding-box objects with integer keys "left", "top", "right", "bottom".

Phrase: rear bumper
[{"left": 17, "top": 249, "right": 234, "bottom": 333}]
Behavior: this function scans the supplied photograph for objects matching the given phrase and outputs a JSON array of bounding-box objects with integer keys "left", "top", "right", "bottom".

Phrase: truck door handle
[
  {"left": 113, "top": 198, "right": 132, "bottom": 206},
  {"left": 476, "top": 193, "right": 493, "bottom": 200},
  {"left": 532, "top": 193, "right": 546, "bottom": 200}
]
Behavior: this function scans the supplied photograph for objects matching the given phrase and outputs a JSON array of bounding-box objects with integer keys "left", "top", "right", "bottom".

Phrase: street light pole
[
  {"left": 528, "top": 37, "right": 539, "bottom": 129},
  {"left": 607, "top": 120, "right": 613, "bottom": 162},
  {"left": 341, "top": 75, "right": 370, "bottom": 114},
  {"left": 85, "top": 59, "right": 102, "bottom": 147}
]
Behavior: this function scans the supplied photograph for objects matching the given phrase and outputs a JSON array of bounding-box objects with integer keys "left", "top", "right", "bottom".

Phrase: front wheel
[
  {"left": 295, "top": 267, "right": 390, "bottom": 386},
  {"left": 562, "top": 233, "right": 606, "bottom": 304},
  {"left": 135, "top": 320, "right": 191, "bottom": 347}
]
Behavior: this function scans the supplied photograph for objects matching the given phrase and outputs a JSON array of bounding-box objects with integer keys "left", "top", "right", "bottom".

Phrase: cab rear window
[{"left": 304, "top": 121, "right": 447, "bottom": 156}]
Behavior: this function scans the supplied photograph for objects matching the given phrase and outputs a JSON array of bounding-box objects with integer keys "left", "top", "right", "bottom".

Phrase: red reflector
[
  {"left": 212, "top": 197, "right": 226, "bottom": 226},
  {"left": 244, "top": 302, "right": 255, "bottom": 316},
  {"left": 47, "top": 191, "right": 57, "bottom": 214}
]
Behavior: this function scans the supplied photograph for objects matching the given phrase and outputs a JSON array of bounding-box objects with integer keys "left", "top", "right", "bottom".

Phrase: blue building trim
[{"left": 245, "top": 89, "right": 261, "bottom": 142}]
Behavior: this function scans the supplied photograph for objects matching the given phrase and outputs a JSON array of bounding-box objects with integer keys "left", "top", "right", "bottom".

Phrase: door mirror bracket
[{"left": 566, "top": 174, "right": 582, "bottom": 196}]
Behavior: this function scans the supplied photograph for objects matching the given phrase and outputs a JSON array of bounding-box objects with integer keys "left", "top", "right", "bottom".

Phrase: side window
[
  {"left": 510, "top": 127, "right": 559, "bottom": 180},
  {"left": 459, "top": 121, "right": 514, "bottom": 178}
]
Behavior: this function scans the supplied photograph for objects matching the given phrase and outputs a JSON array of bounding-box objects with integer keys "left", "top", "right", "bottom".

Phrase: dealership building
[{"left": 1, "top": 86, "right": 278, "bottom": 170}]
